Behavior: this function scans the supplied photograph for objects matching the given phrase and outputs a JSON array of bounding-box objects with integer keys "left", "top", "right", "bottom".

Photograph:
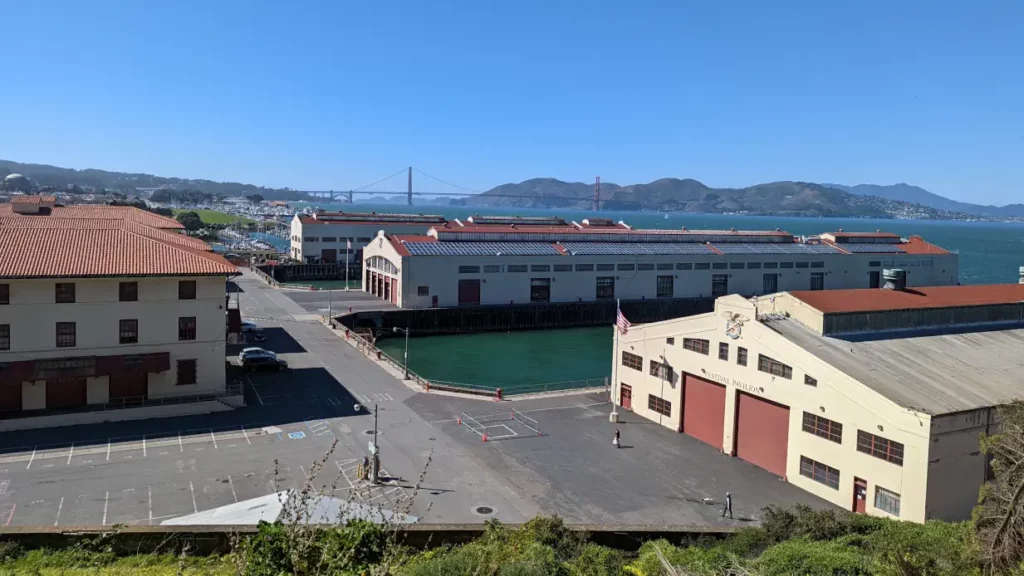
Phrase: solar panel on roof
[
  {"left": 403, "top": 242, "right": 560, "bottom": 256},
  {"left": 839, "top": 243, "right": 906, "bottom": 253},
  {"left": 711, "top": 243, "right": 840, "bottom": 255},
  {"left": 560, "top": 242, "right": 715, "bottom": 256}
]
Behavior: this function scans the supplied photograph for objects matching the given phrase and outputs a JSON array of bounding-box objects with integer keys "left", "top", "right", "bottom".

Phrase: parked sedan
[{"left": 241, "top": 355, "right": 288, "bottom": 372}]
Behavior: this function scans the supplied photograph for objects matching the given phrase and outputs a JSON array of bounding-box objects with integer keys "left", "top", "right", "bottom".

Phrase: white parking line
[
  {"left": 102, "top": 492, "right": 109, "bottom": 525},
  {"left": 210, "top": 430, "right": 218, "bottom": 450},
  {"left": 54, "top": 497, "right": 63, "bottom": 526},
  {"left": 178, "top": 432, "right": 183, "bottom": 452},
  {"left": 228, "top": 476, "right": 238, "bottom": 502},
  {"left": 148, "top": 486, "right": 153, "bottom": 525},
  {"left": 249, "top": 377, "right": 264, "bottom": 405},
  {"left": 106, "top": 440, "right": 111, "bottom": 461},
  {"left": 66, "top": 443, "right": 74, "bottom": 465},
  {"left": 189, "top": 481, "right": 198, "bottom": 514},
  {"left": 142, "top": 437, "right": 147, "bottom": 458},
  {"left": 241, "top": 426, "right": 251, "bottom": 445},
  {"left": 5, "top": 504, "right": 15, "bottom": 526},
  {"left": 25, "top": 447, "right": 36, "bottom": 470}
]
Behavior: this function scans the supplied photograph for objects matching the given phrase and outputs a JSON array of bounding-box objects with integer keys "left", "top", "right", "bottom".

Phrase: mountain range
[{"left": 2, "top": 158, "right": 1020, "bottom": 220}]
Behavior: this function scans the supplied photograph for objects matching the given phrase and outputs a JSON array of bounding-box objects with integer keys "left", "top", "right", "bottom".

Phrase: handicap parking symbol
[{"left": 288, "top": 431, "right": 306, "bottom": 440}]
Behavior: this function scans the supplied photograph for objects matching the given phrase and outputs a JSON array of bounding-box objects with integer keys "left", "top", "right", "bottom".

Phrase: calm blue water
[
  {"left": 250, "top": 232, "right": 289, "bottom": 251},
  {"left": 295, "top": 202, "right": 1024, "bottom": 285}
]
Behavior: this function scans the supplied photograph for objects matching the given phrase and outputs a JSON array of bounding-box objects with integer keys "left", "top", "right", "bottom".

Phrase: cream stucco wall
[
  {"left": 361, "top": 243, "right": 959, "bottom": 309},
  {"left": 22, "top": 381, "right": 45, "bottom": 410},
  {"left": 614, "top": 295, "right": 938, "bottom": 522},
  {"left": 290, "top": 215, "right": 435, "bottom": 263},
  {"left": 925, "top": 409, "right": 993, "bottom": 521},
  {"left": 0, "top": 276, "right": 228, "bottom": 402}
]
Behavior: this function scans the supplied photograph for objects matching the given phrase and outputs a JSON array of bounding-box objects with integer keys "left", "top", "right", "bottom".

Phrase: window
[
  {"left": 596, "top": 263, "right": 615, "bottom": 271},
  {"left": 178, "top": 317, "right": 197, "bottom": 341},
  {"left": 617, "top": 263, "right": 635, "bottom": 271},
  {"left": 417, "top": 286, "right": 429, "bottom": 296},
  {"left": 683, "top": 338, "right": 709, "bottom": 355},
  {"left": 119, "top": 319, "right": 139, "bottom": 344},
  {"left": 649, "top": 360, "right": 673, "bottom": 381},
  {"left": 119, "top": 281, "right": 138, "bottom": 302},
  {"left": 666, "top": 337, "right": 675, "bottom": 346},
  {"left": 718, "top": 342, "right": 729, "bottom": 361},
  {"left": 656, "top": 275, "right": 674, "bottom": 298},
  {"left": 648, "top": 394, "right": 672, "bottom": 416},
  {"left": 763, "top": 262, "right": 778, "bottom": 269},
  {"left": 868, "top": 261, "right": 882, "bottom": 268},
  {"left": 56, "top": 322, "right": 76, "bottom": 347},
  {"left": 177, "top": 359, "right": 197, "bottom": 386},
  {"left": 458, "top": 265, "right": 480, "bottom": 274},
  {"left": 795, "top": 262, "right": 810, "bottom": 269},
  {"left": 178, "top": 280, "right": 197, "bottom": 300},
  {"left": 758, "top": 354, "right": 793, "bottom": 379},
  {"left": 800, "top": 456, "right": 840, "bottom": 490},
  {"left": 575, "top": 263, "right": 594, "bottom": 272},
  {"left": 802, "top": 412, "right": 843, "bottom": 444},
  {"left": 676, "top": 263, "right": 693, "bottom": 270},
  {"left": 480, "top": 265, "right": 500, "bottom": 273},
  {"left": 321, "top": 237, "right": 337, "bottom": 243},
  {"left": 805, "top": 374, "right": 818, "bottom": 387},
  {"left": 0, "top": 324, "right": 8, "bottom": 350},
  {"left": 553, "top": 264, "right": 573, "bottom": 272},
  {"left": 0, "top": 284, "right": 8, "bottom": 305},
  {"left": 596, "top": 277, "right": 615, "bottom": 300},
  {"left": 55, "top": 282, "right": 75, "bottom": 303},
  {"left": 531, "top": 264, "right": 551, "bottom": 272},
  {"left": 875, "top": 486, "right": 901, "bottom": 516},
  {"left": 357, "top": 237, "right": 372, "bottom": 243},
  {"left": 857, "top": 431, "right": 904, "bottom": 466},
  {"left": 508, "top": 265, "right": 528, "bottom": 273},
  {"left": 780, "top": 262, "right": 794, "bottom": 269},
  {"left": 637, "top": 263, "right": 654, "bottom": 271},
  {"left": 711, "top": 274, "right": 728, "bottom": 297},
  {"left": 747, "top": 262, "right": 761, "bottom": 269},
  {"left": 810, "top": 272, "right": 825, "bottom": 291},
  {"left": 657, "top": 263, "right": 674, "bottom": 271},
  {"left": 303, "top": 236, "right": 317, "bottom": 242},
  {"left": 737, "top": 347, "right": 748, "bottom": 366},
  {"left": 712, "top": 262, "right": 728, "bottom": 270},
  {"left": 730, "top": 262, "right": 745, "bottom": 270},
  {"left": 621, "top": 351, "right": 643, "bottom": 371},
  {"left": 811, "top": 261, "right": 825, "bottom": 268},
  {"left": 694, "top": 263, "right": 711, "bottom": 270},
  {"left": 530, "top": 278, "right": 551, "bottom": 303}
]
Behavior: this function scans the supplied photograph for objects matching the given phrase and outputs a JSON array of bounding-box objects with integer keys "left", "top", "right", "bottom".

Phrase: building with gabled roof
[{"left": 612, "top": 276, "right": 1024, "bottom": 523}]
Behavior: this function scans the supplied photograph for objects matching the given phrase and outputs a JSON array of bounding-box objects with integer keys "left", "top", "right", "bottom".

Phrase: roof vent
[
  {"left": 1019, "top": 266, "right": 1024, "bottom": 285},
  {"left": 882, "top": 269, "right": 907, "bottom": 291}
]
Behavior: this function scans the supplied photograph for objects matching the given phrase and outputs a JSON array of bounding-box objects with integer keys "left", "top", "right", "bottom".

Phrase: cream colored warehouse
[{"left": 612, "top": 279, "right": 1024, "bottom": 522}]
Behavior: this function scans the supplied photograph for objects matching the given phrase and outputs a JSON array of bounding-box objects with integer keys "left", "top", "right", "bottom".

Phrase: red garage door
[
  {"left": 735, "top": 392, "right": 790, "bottom": 477},
  {"left": 0, "top": 384, "right": 22, "bottom": 413},
  {"left": 458, "top": 279, "right": 481, "bottom": 305},
  {"left": 682, "top": 375, "right": 726, "bottom": 449},
  {"left": 46, "top": 378, "right": 87, "bottom": 409},
  {"left": 109, "top": 373, "right": 148, "bottom": 400}
]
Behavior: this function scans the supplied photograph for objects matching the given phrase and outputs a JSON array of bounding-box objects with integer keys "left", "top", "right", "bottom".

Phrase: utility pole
[
  {"left": 370, "top": 403, "right": 380, "bottom": 484},
  {"left": 393, "top": 326, "right": 410, "bottom": 379},
  {"left": 407, "top": 167, "right": 413, "bottom": 206},
  {"left": 593, "top": 176, "right": 601, "bottom": 212}
]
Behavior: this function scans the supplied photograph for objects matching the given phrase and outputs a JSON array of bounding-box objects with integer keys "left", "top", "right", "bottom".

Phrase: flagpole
[
  {"left": 345, "top": 239, "right": 351, "bottom": 291},
  {"left": 611, "top": 299, "right": 620, "bottom": 421}
]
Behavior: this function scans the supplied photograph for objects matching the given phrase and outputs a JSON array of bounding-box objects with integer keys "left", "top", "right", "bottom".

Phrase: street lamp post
[
  {"left": 392, "top": 326, "right": 410, "bottom": 380},
  {"left": 371, "top": 403, "right": 380, "bottom": 484}
]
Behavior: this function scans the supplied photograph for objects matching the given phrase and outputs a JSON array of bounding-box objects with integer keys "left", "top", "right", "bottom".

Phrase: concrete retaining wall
[{"left": 0, "top": 400, "right": 236, "bottom": 432}]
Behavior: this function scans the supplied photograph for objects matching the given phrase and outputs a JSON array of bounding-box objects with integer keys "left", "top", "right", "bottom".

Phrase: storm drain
[{"left": 472, "top": 506, "right": 496, "bottom": 517}]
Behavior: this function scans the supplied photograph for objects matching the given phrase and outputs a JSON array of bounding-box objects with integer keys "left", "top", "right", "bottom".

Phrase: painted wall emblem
[{"left": 722, "top": 311, "right": 748, "bottom": 340}]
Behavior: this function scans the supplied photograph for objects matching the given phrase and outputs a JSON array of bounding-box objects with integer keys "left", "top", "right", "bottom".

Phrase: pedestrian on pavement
[
  {"left": 722, "top": 492, "right": 733, "bottom": 519},
  {"left": 614, "top": 429, "right": 621, "bottom": 448},
  {"left": 361, "top": 455, "right": 370, "bottom": 481}
]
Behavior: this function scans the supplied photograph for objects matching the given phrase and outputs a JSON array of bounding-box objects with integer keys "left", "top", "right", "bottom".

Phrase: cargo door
[
  {"left": 109, "top": 373, "right": 148, "bottom": 400},
  {"left": 45, "top": 378, "right": 88, "bottom": 409},
  {"left": 458, "top": 279, "right": 481, "bottom": 305},
  {"left": 735, "top": 392, "right": 790, "bottom": 477},
  {"left": 682, "top": 375, "right": 726, "bottom": 449}
]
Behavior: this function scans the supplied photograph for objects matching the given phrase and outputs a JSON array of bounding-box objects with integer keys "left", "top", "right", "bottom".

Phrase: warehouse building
[
  {"left": 360, "top": 216, "right": 959, "bottom": 308},
  {"left": 612, "top": 275, "right": 1024, "bottom": 522},
  {"left": 0, "top": 196, "right": 237, "bottom": 416},
  {"left": 289, "top": 211, "right": 446, "bottom": 263}
]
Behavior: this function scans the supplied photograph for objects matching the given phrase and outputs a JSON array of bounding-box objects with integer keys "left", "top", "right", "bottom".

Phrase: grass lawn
[
  {"left": 172, "top": 208, "right": 255, "bottom": 225},
  {"left": 2, "top": 552, "right": 235, "bottom": 575}
]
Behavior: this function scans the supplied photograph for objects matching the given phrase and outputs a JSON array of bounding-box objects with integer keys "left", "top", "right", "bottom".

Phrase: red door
[
  {"left": 109, "top": 373, "right": 148, "bottom": 400},
  {"left": 458, "top": 279, "right": 481, "bottom": 305},
  {"left": 383, "top": 278, "right": 391, "bottom": 302},
  {"left": 320, "top": 248, "right": 337, "bottom": 263},
  {"left": 0, "top": 384, "right": 22, "bottom": 412},
  {"left": 46, "top": 378, "right": 88, "bottom": 409},
  {"left": 853, "top": 478, "right": 867, "bottom": 513},
  {"left": 734, "top": 392, "right": 790, "bottom": 477},
  {"left": 620, "top": 384, "right": 632, "bottom": 410},
  {"left": 391, "top": 279, "right": 398, "bottom": 304},
  {"left": 682, "top": 375, "right": 726, "bottom": 449}
]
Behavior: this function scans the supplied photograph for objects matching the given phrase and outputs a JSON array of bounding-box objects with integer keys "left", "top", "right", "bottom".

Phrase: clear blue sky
[{"left": 2, "top": 1, "right": 1022, "bottom": 204}]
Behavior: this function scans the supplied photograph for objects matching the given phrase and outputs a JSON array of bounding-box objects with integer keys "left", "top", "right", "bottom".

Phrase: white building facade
[{"left": 288, "top": 212, "right": 446, "bottom": 263}]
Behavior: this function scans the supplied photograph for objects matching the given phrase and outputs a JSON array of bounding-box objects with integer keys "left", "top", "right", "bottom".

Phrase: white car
[{"left": 239, "top": 347, "right": 275, "bottom": 362}]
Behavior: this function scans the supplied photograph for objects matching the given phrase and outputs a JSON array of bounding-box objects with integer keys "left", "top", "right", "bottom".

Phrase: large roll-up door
[
  {"left": 735, "top": 392, "right": 790, "bottom": 477},
  {"left": 682, "top": 375, "right": 726, "bottom": 449},
  {"left": 0, "top": 384, "right": 22, "bottom": 413},
  {"left": 458, "top": 279, "right": 481, "bottom": 305},
  {"left": 109, "top": 373, "right": 148, "bottom": 400},
  {"left": 46, "top": 378, "right": 87, "bottom": 409}
]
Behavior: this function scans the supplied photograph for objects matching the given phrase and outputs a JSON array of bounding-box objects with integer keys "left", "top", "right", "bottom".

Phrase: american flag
[
  {"left": 346, "top": 238, "right": 352, "bottom": 250},
  {"left": 616, "top": 301, "right": 631, "bottom": 335}
]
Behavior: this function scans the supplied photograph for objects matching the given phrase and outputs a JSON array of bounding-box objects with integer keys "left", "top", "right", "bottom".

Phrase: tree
[
  {"left": 246, "top": 194, "right": 264, "bottom": 204},
  {"left": 175, "top": 211, "right": 203, "bottom": 232},
  {"left": 974, "top": 400, "right": 1024, "bottom": 574}
]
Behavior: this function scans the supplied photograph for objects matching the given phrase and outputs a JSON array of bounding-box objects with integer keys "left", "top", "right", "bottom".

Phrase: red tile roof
[
  {"left": 826, "top": 230, "right": 901, "bottom": 238},
  {"left": 0, "top": 217, "right": 211, "bottom": 252},
  {"left": 898, "top": 235, "right": 949, "bottom": 255},
  {"left": 10, "top": 195, "right": 56, "bottom": 205},
  {"left": 0, "top": 203, "right": 184, "bottom": 229},
  {"left": 0, "top": 224, "right": 236, "bottom": 279},
  {"left": 790, "top": 284, "right": 1024, "bottom": 314}
]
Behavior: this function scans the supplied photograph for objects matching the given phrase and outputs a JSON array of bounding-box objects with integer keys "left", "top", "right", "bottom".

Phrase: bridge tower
[
  {"left": 407, "top": 167, "right": 413, "bottom": 206},
  {"left": 593, "top": 176, "right": 601, "bottom": 211}
]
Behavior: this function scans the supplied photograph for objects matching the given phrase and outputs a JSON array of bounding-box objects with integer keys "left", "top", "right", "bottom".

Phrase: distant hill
[
  {"left": 827, "top": 183, "right": 1024, "bottom": 218},
  {"left": 461, "top": 177, "right": 977, "bottom": 220}
]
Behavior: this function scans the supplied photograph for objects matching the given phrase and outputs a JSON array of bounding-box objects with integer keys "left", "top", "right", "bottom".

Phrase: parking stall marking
[
  {"left": 334, "top": 459, "right": 409, "bottom": 507},
  {"left": 194, "top": 478, "right": 239, "bottom": 513},
  {"left": 305, "top": 419, "right": 334, "bottom": 437}
]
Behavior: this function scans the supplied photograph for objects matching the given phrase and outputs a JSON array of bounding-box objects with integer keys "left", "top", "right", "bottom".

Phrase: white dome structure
[{"left": 2, "top": 173, "right": 32, "bottom": 192}]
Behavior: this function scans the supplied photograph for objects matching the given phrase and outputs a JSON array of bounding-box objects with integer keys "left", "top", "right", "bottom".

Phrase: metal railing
[{"left": 101, "top": 381, "right": 244, "bottom": 411}]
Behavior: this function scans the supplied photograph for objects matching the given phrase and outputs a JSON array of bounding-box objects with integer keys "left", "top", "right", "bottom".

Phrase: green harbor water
[{"left": 376, "top": 326, "right": 613, "bottom": 390}]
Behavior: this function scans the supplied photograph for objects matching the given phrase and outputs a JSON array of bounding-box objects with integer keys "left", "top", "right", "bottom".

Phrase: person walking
[
  {"left": 614, "top": 429, "right": 621, "bottom": 448},
  {"left": 721, "top": 492, "right": 733, "bottom": 519}
]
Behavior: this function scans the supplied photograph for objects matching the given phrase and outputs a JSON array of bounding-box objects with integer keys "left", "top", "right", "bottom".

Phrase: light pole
[
  {"left": 371, "top": 403, "right": 380, "bottom": 484},
  {"left": 392, "top": 326, "right": 410, "bottom": 380}
]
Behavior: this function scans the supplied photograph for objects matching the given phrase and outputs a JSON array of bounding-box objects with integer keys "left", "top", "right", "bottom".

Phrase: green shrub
[
  {"left": 236, "top": 519, "right": 391, "bottom": 575},
  {"left": 564, "top": 543, "right": 628, "bottom": 576},
  {"left": 756, "top": 535, "right": 869, "bottom": 575},
  {"left": 627, "top": 539, "right": 736, "bottom": 576},
  {"left": 865, "top": 519, "right": 980, "bottom": 576}
]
